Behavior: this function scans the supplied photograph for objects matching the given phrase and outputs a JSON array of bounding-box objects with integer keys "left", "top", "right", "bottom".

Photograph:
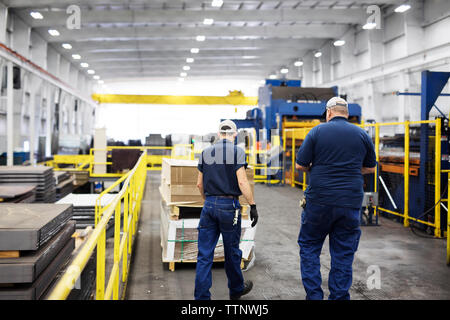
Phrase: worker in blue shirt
[
  {"left": 195, "top": 120, "right": 258, "bottom": 300},
  {"left": 295, "top": 97, "right": 377, "bottom": 300}
]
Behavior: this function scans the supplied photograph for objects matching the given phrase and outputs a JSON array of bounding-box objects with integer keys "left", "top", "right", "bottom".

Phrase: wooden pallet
[
  {"left": 166, "top": 258, "right": 247, "bottom": 272},
  {"left": 0, "top": 251, "right": 20, "bottom": 258},
  {"left": 162, "top": 199, "right": 249, "bottom": 221}
]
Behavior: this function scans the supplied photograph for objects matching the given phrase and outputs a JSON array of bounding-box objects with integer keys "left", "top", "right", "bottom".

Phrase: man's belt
[{"left": 213, "top": 195, "right": 238, "bottom": 199}]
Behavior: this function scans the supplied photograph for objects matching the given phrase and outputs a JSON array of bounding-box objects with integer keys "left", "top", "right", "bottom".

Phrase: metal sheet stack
[
  {"left": 54, "top": 171, "right": 74, "bottom": 200},
  {"left": 0, "top": 204, "right": 75, "bottom": 300},
  {"left": 0, "top": 185, "right": 36, "bottom": 203},
  {"left": 0, "top": 166, "right": 56, "bottom": 203},
  {"left": 56, "top": 193, "right": 117, "bottom": 230}
]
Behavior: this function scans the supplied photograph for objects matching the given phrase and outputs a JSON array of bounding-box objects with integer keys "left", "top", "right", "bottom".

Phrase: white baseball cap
[
  {"left": 219, "top": 119, "right": 237, "bottom": 134},
  {"left": 326, "top": 97, "right": 348, "bottom": 109}
]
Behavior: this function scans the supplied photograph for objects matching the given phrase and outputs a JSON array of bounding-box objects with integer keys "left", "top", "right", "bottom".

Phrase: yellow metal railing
[
  {"left": 284, "top": 119, "right": 444, "bottom": 237},
  {"left": 47, "top": 152, "right": 147, "bottom": 300},
  {"left": 41, "top": 154, "right": 92, "bottom": 171},
  {"left": 87, "top": 144, "right": 194, "bottom": 177}
]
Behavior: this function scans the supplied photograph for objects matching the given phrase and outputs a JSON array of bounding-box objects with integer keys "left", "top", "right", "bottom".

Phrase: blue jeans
[
  {"left": 194, "top": 196, "right": 244, "bottom": 300},
  {"left": 298, "top": 201, "right": 361, "bottom": 300}
]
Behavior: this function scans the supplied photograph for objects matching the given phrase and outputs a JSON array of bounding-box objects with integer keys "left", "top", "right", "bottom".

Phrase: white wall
[
  {"left": 94, "top": 78, "right": 259, "bottom": 142},
  {"left": 304, "top": 0, "right": 450, "bottom": 123}
]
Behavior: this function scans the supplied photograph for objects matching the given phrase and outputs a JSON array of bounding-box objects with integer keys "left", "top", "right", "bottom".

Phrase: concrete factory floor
[{"left": 125, "top": 172, "right": 450, "bottom": 300}]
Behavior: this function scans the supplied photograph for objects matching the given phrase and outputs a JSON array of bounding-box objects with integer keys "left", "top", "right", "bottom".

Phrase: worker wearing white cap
[
  {"left": 194, "top": 119, "right": 258, "bottom": 300},
  {"left": 295, "top": 96, "right": 377, "bottom": 300}
]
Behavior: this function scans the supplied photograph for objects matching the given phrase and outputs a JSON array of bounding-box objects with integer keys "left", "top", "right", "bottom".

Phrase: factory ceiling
[{"left": 3, "top": 0, "right": 405, "bottom": 81}]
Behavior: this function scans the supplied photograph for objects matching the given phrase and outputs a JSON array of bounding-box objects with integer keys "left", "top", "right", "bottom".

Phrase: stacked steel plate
[
  {"left": 0, "top": 166, "right": 56, "bottom": 203},
  {"left": 54, "top": 171, "right": 74, "bottom": 201},
  {"left": 57, "top": 193, "right": 117, "bottom": 230},
  {"left": 0, "top": 204, "right": 75, "bottom": 300},
  {"left": 0, "top": 184, "right": 36, "bottom": 203}
]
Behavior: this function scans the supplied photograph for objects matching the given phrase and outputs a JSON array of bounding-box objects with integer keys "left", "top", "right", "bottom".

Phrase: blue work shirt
[
  {"left": 296, "top": 116, "right": 377, "bottom": 209},
  {"left": 198, "top": 139, "right": 247, "bottom": 197}
]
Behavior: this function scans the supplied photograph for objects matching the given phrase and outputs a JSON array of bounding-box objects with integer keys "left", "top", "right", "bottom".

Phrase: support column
[
  {"left": 29, "top": 78, "right": 36, "bottom": 164},
  {"left": 302, "top": 53, "right": 314, "bottom": 87},
  {"left": 321, "top": 43, "right": 332, "bottom": 84},
  {"left": 6, "top": 61, "right": 14, "bottom": 166},
  {"left": 45, "top": 85, "right": 53, "bottom": 157},
  {"left": 0, "top": 3, "right": 8, "bottom": 44}
]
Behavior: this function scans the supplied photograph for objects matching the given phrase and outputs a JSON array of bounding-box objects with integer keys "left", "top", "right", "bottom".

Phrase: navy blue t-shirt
[
  {"left": 198, "top": 139, "right": 247, "bottom": 196},
  {"left": 296, "top": 117, "right": 377, "bottom": 209}
]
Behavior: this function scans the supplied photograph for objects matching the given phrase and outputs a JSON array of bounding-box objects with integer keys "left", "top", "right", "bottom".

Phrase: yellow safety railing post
[
  {"left": 282, "top": 129, "right": 287, "bottom": 184},
  {"left": 291, "top": 137, "right": 295, "bottom": 188},
  {"left": 128, "top": 187, "right": 132, "bottom": 253},
  {"left": 404, "top": 121, "right": 410, "bottom": 227},
  {"left": 435, "top": 119, "right": 442, "bottom": 238},
  {"left": 113, "top": 201, "right": 121, "bottom": 300},
  {"left": 123, "top": 190, "right": 129, "bottom": 282},
  {"left": 374, "top": 124, "right": 380, "bottom": 216},
  {"left": 447, "top": 176, "right": 450, "bottom": 265},
  {"left": 96, "top": 228, "right": 106, "bottom": 300}
]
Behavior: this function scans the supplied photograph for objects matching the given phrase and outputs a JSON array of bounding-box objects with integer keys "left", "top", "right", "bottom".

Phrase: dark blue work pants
[
  {"left": 298, "top": 201, "right": 361, "bottom": 300},
  {"left": 194, "top": 196, "right": 244, "bottom": 300}
]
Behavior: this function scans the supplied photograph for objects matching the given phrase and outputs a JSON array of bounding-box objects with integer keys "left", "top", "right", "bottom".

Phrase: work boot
[{"left": 230, "top": 280, "right": 253, "bottom": 300}]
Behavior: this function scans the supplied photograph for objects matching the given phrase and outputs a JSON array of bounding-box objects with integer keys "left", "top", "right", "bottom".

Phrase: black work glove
[{"left": 250, "top": 204, "right": 258, "bottom": 228}]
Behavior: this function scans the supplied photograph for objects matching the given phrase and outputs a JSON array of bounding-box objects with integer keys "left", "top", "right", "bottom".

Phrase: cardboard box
[{"left": 160, "top": 158, "right": 255, "bottom": 206}]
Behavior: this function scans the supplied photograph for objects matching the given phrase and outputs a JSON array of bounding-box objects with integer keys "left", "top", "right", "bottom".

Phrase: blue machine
[
  {"left": 224, "top": 108, "right": 263, "bottom": 141},
  {"left": 257, "top": 79, "right": 362, "bottom": 142}
]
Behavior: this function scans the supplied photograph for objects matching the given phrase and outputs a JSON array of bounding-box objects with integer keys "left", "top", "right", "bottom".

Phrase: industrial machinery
[
  {"left": 375, "top": 71, "right": 450, "bottom": 236},
  {"left": 257, "top": 79, "right": 362, "bottom": 184}
]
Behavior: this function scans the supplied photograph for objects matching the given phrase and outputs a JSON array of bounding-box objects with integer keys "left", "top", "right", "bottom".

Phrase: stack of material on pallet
[
  {"left": 56, "top": 193, "right": 117, "bottom": 229},
  {"left": 71, "top": 170, "right": 89, "bottom": 187},
  {"left": 0, "top": 166, "right": 56, "bottom": 203},
  {"left": 0, "top": 204, "right": 75, "bottom": 300},
  {"left": 54, "top": 171, "right": 74, "bottom": 200},
  {"left": 159, "top": 158, "right": 256, "bottom": 265},
  {"left": 160, "top": 201, "right": 255, "bottom": 263},
  {"left": 0, "top": 184, "right": 36, "bottom": 203},
  {"left": 159, "top": 158, "right": 254, "bottom": 206}
]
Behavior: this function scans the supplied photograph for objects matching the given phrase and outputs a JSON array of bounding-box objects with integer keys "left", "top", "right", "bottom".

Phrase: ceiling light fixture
[
  {"left": 72, "top": 54, "right": 81, "bottom": 60},
  {"left": 314, "top": 51, "right": 322, "bottom": 58},
  {"left": 180, "top": 72, "right": 187, "bottom": 77},
  {"left": 203, "top": 18, "right": 214, "bottom": 25},
  {"left": 333, "top": 40, "right": 346, "bottom": 47},
  {"left": 269, "top": 74, "right": 277, "bottom": 79},
  {"left": 362, "top": 22, "right": 377, "bottom": 30},
  {"left": 48, "top": 29, "right": 60, "bottom": 36},
  {"left": 191, "top": 48, "right": 200, "bottom": 54},
  {"left": 280, "top": 68, "right": 289, "bottom": 74},
  {"left": 183, "top": 66, "right": 191, "bottom": 71},
  {"left": 211, "top": 0, "right": 223, "bottom": 7},
  {"left": 62, "top": 43, "right": 72, "bottom": 50},
  {"left": 80, "top": 62, "right": 89, "bottom": 68},
  {"left": 294, "top": 60, "right": 304, "bottom": 67},
  {"left": 87, "top": 69, "right": 95, "bottom": 74},
  {"left": 30, "top": 12, "right": 43, "bottom": 19},
  {"left": 98, "top": 80, "right": 104, "bottom": 84},
  {"left": 395, "top": 4, "right": 411, "bottom": 13},
  {"left": 196, "top": 35, "right": 206, "bottom": 42},
  {"left": 93, "top": 75, "right": 100, "bottom": 80},
  {"left": 186, "top": 58, "right": 194, "bottom": 63}
]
